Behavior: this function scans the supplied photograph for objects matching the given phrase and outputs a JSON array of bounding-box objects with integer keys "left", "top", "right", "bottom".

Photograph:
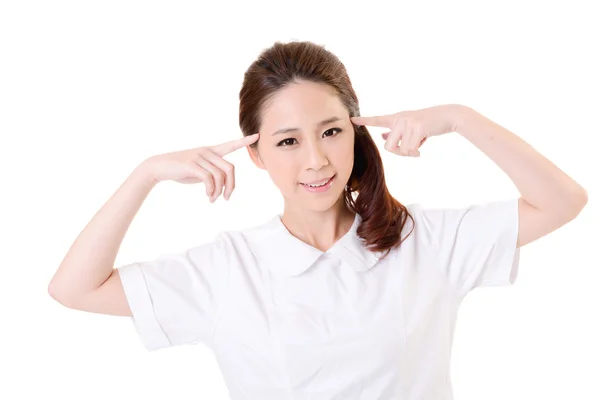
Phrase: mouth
[{"left": 300, "top": 175, "right": 336, "bottom": 193}]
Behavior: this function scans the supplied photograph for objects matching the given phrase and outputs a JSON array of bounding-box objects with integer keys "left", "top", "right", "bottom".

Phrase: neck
[{"left": 280, "top": 196, "right": 356, "bottom": 252}]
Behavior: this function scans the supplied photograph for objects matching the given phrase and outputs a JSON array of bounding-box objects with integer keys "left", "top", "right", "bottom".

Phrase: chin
[{"left": 298, "top": 190, "right": 347, "bottom": 213}]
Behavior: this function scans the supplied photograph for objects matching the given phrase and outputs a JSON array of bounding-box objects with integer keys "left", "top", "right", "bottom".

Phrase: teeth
[{"left": 304, "top": 177, "right": 330, "bottom": 187}]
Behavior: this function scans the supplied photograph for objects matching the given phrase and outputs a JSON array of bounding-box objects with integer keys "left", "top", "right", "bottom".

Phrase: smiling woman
[{"left": 48, "top": 39, "right": 587, "bottom": 400}]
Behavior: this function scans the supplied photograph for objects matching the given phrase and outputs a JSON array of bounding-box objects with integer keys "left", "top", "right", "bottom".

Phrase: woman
[{"left": 48, "top": 40, "right": 588, "bottom": 399}]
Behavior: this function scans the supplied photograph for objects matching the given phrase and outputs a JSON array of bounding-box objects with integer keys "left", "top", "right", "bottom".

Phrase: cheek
[{"left": 264, "top": 154, "right": 298, "bottom": 186}]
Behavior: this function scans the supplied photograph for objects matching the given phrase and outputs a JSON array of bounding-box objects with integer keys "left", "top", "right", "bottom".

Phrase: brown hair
[{"left": 238, "top": 40, "right": 414, "bottom": 258}]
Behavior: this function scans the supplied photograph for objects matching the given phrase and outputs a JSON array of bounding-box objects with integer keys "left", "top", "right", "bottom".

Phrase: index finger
[
  {"left": 350, "top": 115, "right": 395, "bottom": 128},
  {"left": 212, "top": 133, "right": 259, "bottom": 156}
]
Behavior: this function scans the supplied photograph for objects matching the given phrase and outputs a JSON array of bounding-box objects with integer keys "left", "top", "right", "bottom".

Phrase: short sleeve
[
  {"left": 413, "top": 198, "right": 521, "bottom": 298},
  {"left": 117, "top": 233, "right": 231, "bottom": 351}
]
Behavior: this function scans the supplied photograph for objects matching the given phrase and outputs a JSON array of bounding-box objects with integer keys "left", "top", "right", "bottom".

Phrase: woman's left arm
[
  {"left": 350, "top": 104, "right": 588, "bottom": 248},
  {"left": 453, "top": 105, "right": 588, "bottom": 247}
]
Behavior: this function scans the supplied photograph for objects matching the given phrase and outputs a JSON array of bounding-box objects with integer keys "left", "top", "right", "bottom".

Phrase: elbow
[
  {"left": 573, "top": 186, "right": 588, "bottom": 212},
  {"left": 543, "top": 186, "right": 589, "bottom": 223},
  {"left": 579, "top": 187, "right": 588, "bottom": 208},
  {"left": 47, "top": 281, "right": 64, "bottom": 304},
  {"left": 565, "top": 186, "right": 588, "bottom": 220},
  {"left": 48, "top": 280, "right": 75, "bottom": 308}
]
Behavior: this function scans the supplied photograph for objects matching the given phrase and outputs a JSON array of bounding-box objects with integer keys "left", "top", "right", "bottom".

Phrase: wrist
[
  {"left": 450, "top": 104, "right": 477, "bottom": 135},
  {"left": 133, "top": 159, "right": 160, "bottom": 188}
]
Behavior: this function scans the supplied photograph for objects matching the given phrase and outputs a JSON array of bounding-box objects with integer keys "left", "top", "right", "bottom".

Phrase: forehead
[{"left": 260, "top": 81, "right": 348, "bottom": 130}]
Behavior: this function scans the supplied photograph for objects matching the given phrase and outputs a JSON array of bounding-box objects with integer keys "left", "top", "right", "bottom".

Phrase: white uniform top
[{"left": 118, "top": 198, "right": 520, "bottom": 400}]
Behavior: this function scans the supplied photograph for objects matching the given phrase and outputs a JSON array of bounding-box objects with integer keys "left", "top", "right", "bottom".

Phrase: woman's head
[
  {"left": 238, "top": 40, "right": 413, "bottom": 256},
  {"left": 245, "top": 80, "right": 355, "bottom": 213}
]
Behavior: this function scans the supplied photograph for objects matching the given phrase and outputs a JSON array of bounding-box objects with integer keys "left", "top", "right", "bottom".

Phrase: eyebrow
[{"left": 271, "top": 116, "right": 342, "bottom": 136}]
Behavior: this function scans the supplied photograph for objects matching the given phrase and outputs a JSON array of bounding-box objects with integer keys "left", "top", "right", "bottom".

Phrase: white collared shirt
[{"left": 118, "top": 198, "right": 520, "bottom": 400}]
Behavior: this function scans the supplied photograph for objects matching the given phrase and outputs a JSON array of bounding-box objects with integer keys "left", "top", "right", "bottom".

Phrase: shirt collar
[{"left": 251, "top": 212, "right": 384, "bottom": 277}]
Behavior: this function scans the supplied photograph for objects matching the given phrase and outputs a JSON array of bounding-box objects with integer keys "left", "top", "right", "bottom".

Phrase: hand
[
  {"left": 350, "top": 104, "right": 463, "bottom": 157},
  {"left": 141, "top": 133, "right": 259, "bottom": 202}
]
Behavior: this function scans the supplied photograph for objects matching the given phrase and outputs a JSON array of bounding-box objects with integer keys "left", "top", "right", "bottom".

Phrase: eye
[
  {"left": 277, "top": 138, "right": 297, "bottom": 147},
  {"left": 323, "top": 127, "right": 342, "bottom": 137}
]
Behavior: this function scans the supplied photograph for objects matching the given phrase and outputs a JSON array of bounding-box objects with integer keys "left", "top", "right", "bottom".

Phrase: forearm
[
  {"left": 454, "top": 105, "right": 588, "bottom": 218},
  {"left": 48, "top": 162, "right": 157, "bottom": 303}
]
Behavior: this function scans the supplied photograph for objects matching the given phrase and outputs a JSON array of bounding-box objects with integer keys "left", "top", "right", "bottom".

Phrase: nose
[{"left": 304, "top": 140, "right": 329, "bottom": 171}]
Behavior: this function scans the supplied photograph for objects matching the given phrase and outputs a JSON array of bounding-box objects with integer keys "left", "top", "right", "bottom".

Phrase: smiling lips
[
  {"left": 300, "top": 175, "right": 336, "bottom": 192},
  {"left": 302, "top": 176, "right": 332, "bottom": 186}
]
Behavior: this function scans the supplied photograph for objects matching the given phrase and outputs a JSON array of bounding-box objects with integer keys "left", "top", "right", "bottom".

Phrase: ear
[{"left": 247, "top": 145, "right": 266, "bottom": 170}]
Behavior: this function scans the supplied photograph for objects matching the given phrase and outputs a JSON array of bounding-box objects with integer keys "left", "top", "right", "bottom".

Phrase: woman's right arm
[
  {"left": 47, "top": 162, "right": 157, "bottom": 316},
  {"left": 47, "top": 133, "right": 260, "bottom": 317}
]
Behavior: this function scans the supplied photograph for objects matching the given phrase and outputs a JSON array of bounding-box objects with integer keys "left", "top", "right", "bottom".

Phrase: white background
[{"left": 1, "top": 1, "right": 598, "bottom": 399}]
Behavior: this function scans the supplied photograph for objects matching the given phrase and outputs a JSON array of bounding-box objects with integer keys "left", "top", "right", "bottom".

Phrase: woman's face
[{"left": 249, "top": 80, "right": 355, "bottom": 212}]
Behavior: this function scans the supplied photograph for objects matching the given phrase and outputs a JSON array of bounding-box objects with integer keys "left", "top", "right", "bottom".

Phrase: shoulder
[
  {"left": 405, "top": 198, "right": 518, "bottom": 221},
  {"left": 211, "top": 215, "right": 282, "bottom": 252},
  {"left": 400, "top": 198, "right": 519, "bottom": 245}
]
